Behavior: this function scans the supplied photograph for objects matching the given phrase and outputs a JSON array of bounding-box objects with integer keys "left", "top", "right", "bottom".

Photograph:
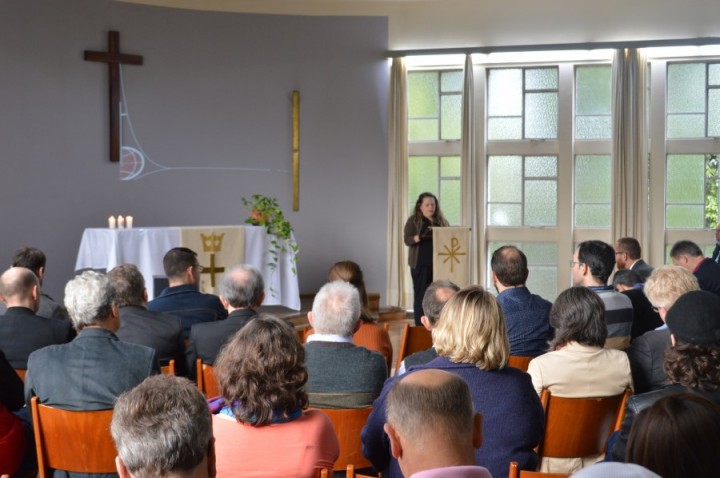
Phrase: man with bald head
[
  {"left": 384, "top": 369, "right": 490, "bottom": 478},
  {"left": 0, "top": 267, "right": 72, "bottom": 369}
]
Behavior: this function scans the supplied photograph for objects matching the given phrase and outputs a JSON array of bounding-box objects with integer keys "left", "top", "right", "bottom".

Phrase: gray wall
[{"left": 0, "top": 0, "right": 389, "bottom": 304}]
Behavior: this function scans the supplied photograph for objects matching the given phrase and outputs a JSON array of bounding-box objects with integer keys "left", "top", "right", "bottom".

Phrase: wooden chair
[
  {"left": 537, "top": 388, "right": 632, "bottom": 459},
  {"left": 507, "top": 355, "right": 534, "bottom": 372},
  {"left": 31, "top": 396, "right": 117, "bottom": 478},
  {"left": 196, "top": 359, "right": 220, "bottom": 398},
  {"left": 14, "top": 368, "right": 26, "bottom": 381},
  {"left": 394, "top": 323, "right": 432, "bottom": 373},
  {"left": 160, "top": 359, "right": 176, "bottom": 375},
  {"left": 318, "top": 464, "right": 380, "bottom": 477},
  {"left": 317, "top": 407, "right": 373, "bottom": 472},
  {"left": 508, "top": 461, "right": 569, "bottom": 478}
]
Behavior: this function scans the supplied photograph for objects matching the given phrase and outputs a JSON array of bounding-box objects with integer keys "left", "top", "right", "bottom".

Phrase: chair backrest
[
  {"left": 14, "top": 368, "right": 26, "bottom": 381},
  {"left": 196, "top": 358, "right": 220, "bottom": 398},
  {"left": 538, "top": 388, "right": 632, "bottom": 459},
  {"left": 31, "top": 396, "right": 117, "bottom": 478},
  {"left": 318, "top": 465, "right": 381, "bottom": 478},
  {"left": 394, "top": 324, "right": 433, "bottom": 373},
  {"left": 160, "top": 359, "right": 176, "bottom": 375},
  {"left": 507, "top": 355, "right": 534, "bottom": 372},
  {"left": 317, "top": 407, "right": 373, "bottom": 471},
  {"left": 508, "top": 461, "right": 569, "bottom": 478}
]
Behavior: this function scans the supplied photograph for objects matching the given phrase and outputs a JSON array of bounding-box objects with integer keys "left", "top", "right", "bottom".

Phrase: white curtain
[
  {"left": 611, "top": 48, "right": 649, "bottom": 254},
  {"left": 460, "top": 54, "right": 480, "bottom": 285},
  {"left": 386, "top": 57, "right": 410, "bottom": 307}
]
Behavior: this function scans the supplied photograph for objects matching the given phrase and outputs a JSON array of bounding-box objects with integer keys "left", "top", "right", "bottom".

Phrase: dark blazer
[
  {"left": 148, "top": 284, "right": 227, "bottom": 339},
  {"left": 627, "top": 327, "right": 671, "bottom": 394},
  {"left": 0, "top": 307, "right": 73, "bottom": 369},
  {"left": 629, "top": 259, "right": 654, "bottom": 281},
  {"left": 0, "top": 293, "right": 70, "bottom": 322},
  {"left": 185, "top": 308, "right": 256, "bottom": 378},
  {"left": 115, "top": 306, "right": 188, "bottom": 377},
  {"left": 622, "top": 288, "right": 663, "bottom": 340},
  {"left": 694, "top": 258, "right": 720, "bottom": 296}
]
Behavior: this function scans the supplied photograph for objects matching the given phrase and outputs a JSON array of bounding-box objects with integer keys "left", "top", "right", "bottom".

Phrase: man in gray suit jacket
[{"left": 614, "top": 237, "right": 654, "bottom": 282}]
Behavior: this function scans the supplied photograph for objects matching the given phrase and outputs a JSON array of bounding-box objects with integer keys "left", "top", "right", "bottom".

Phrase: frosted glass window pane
[
  {"left": 576, "top": 66, "right": 611, "bottom": 115},
  {"left": 525, "top": 92, "right": 558, "bottom": 139},
  {"left": 666, "top": 205, "right": 705, "bottom": 228},
  {"left": 440, "top": 179, "right": 461, "bottom": 225},
  {"left": 522, "top": 242, "right": 558, "bottom": 265},
  {"left": 441, "top": 95, "right": 461, "bottom": 140},
  {"left": 525, "top": 68, "right": 558, "bottom": 90},
  {"left": 575, "top": 204, "right": 611, "bottom": 227},
  {"left": 408, "top": 156, "right": 439, "bottom": 202},
  {"left": 667, "top": 154, "right": 704, "bottom": 203},
  {"left": 525, "top": 180, "right": 557, "bottom": 226},
  {"left": 667, "top": 114, "right": 705, "bottom": 138},
  {"left": 709, "top": 89, "right": 720, "bottom": 137},
  {"left": 710, "top": 64, "right": 720, "bottom": 86},
  {"left": 486, "top": 241, "right": 558, "bottom": 300},
  {"left": 576, "top": 116, "right": 612, "bottom": 139},
  {"left": 488, "top": 156, "right": 522, "bottom": 202},
  {"left": 488, "top": 204, "right": 522, "bottom": 226},
  {"left": 667, "top": 63, "right": 705, "bottom": 114},
  {"left": 441, "top": 156, "right": 461, "bottom": 176},
  {"left": 527, "top": 266, "right": 558, "bottom": 301},
  {"left": 488, "top": 69, "right": 522, "bottom": 116},
  {"left": 441, "top": 71, "right": 463, "bottom": 92},
  {"left": 525, "top": 156, "right": 557, "bottom": 177},
  {"left": 408, "top": 72, "right": 439, "bottom": 117},
  {"left": 488, "top": 117, "right": 522, "bottom": 140},
  {"left": 575, "top": 155, "right": 611, "bottom": 203},
  {"left": 409, "top": 119, "right": 439, "bottom": 141}
]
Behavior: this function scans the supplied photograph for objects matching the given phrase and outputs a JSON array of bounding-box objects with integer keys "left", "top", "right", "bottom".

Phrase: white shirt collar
[{"left": 306, "top": 333, "right": 354, "bottom": 344}]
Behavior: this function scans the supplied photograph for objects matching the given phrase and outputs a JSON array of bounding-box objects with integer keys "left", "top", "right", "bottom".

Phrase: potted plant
[{"left": 242, "top": 195, "right": 299, "bottom": 276}]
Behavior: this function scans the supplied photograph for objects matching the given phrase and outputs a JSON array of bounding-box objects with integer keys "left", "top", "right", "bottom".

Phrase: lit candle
[
  {"left": 117, "top": 215, "right": 125, "bottom": 229},
  {"left": 126, "top": 216, "right": 134, "bottom": 229},
  {"left": 108, "top": 216, "right": 116, "bottom": 229}
]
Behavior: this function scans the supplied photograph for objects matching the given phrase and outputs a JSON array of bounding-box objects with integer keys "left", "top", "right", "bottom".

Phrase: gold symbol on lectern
[
  {"left": 438, "top": 237, "right": 466, "bottom": 273},
  {"left": 200, "top": 233, "right": 226, "bottom": 288}
]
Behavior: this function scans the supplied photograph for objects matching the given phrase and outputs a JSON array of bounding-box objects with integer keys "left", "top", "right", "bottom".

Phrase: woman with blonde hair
[
  {"left": 362, "top": 286, "right": 544, "bottom": 478},
  {"left": 325, "top": 260, "right": 392, "bottom": 368},
  {"left": 211, "top": 314, "right": 339, "bottom": 477}
]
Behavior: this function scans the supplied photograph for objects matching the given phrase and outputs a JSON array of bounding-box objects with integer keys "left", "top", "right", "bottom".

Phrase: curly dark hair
[
  {"left": 664, "top": 342, "right": 720, "bottom": 392},
  {"left": 214, "top": 314, "right": 308, "bottom": 426}
]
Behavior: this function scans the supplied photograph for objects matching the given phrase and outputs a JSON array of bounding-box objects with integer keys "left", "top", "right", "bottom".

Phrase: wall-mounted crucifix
[{"left": 85, "top": 31, "right": 143, "bottom": 163}]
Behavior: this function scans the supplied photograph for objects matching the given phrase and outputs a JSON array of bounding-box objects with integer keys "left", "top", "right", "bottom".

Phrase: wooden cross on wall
[{"left": 85, "top": 31, "right": 143, "bottom": 163}]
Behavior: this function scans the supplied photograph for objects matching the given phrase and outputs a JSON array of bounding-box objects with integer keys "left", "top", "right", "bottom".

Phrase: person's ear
[
  {"left": 420, "top": 316, "right": 433, "bottom": 332},
  {"left": 256, "top": 292, "right": 265, "bottom": 307},
  {"left": 219, "top": 295, "right": 230, "bottom": 311},
  {"left": 472, "top": 412, "right": 483, "bottom": 449},
  {"left": 384, "top": 423, "right": 404, "bottom": 459},
  {"left": 116, "top": 456, "right": 132, "bottom": 478},
  {"left": 37, "top": 266, "right": 45, "bottom": 280},
  {"left": 31, "top": 284, "right": 40, "bottom": 302},
  {"left": 307, "top": 311, "right": 314, "bottom": 326},
  {"left": 670, "top": 334, "right": 676, "bottom": 347},
  {"left": 142, "top": 288, "right": 149, "bottom": 305}
]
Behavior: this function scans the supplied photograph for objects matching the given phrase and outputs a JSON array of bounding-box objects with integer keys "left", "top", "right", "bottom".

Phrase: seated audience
[
  {"left": 0, "top": 349, "right": 26, "bottom": 477},
  {"left": 626, "top": 393, "right": 720, "bottom": 478},
  {"left": 611, "top": 290, "right": 720, "bottom": 461},
  {"left": 304, "top": 281, "right": 387, "bottom": 408},
  {"left": 627, "top": 266, "right": 699, "bottom": 394},
  {"left": 612, "top": 270, "right": 662, "bottom": 340},
  {"left": 0, "top": 267, "right": 72, "bottom": 369},
  {"left": 148, "top": 247, "right": 227, "bottom": 338},
  {"left": 327, "top": 260, "right": 393, "bottom": 369},
  {"left": 111, "top": 375, "right": 215, "bottom": 478},
  {"left": 109, "top": 264, "right": 188, "bottom": 377},
  {"left": 398, "top": 279, "right": 459, "bottom": 375},
  {"left": 527, "top": 287, "right": 632, "bottom": 474},
  {"left": 186, "top": 264, "right": 264, "bottom": 379},
  {"left": 211, "top": 315, "right": 339, "bottom": 477},
  {"left": 491, "top": 245, "right": 553, "bottom": 357},
  {"left": 384, "top": 369, "right": 491, "bottom": 478},
  {"left": 614, "top": 237, "right": 653, "bottom": 281},
  {"left": 670, "top": 239, "right": 720, "bottom": 296},
  {"left": 362, "top": 286, "right": 544, "bottom": 478},
  {"left": 572, "top": 240, "right": 633, "bottom": 349},
  {"left": 26, "top": 270, "right": 158, "bottom": 412}
]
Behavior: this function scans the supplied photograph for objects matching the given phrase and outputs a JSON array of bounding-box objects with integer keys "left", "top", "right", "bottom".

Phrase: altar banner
[
  {"left": 433, "top": 226, "right": 470, "bottom": 287},
  {"left": 180, "top": 226, "right": 245, "bottom": 295}
]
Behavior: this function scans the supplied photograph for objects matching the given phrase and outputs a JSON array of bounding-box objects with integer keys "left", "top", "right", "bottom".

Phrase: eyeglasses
[
  {"left": 194, "top": 264, "right": 205, "bottom": 272},
  {"left": 614, "top": 251, "right": 626, "bottom": 256},
  {"left": 568, "top": 260, "right": 584, "bottom": 268}
]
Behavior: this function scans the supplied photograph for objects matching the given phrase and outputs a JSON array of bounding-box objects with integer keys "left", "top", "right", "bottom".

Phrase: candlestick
[
  {"left": 126, "top": 216, "right": 134, "bottom": 229},
  {"left": 108, "top": 216, "right": 116, "bottom": 229},
  {"left": 117, "top": 215, "right": 125, "bottom": 229}
]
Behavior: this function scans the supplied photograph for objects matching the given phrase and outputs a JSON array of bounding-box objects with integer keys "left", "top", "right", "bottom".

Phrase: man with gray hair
[
  {"left": 109, "top": 264, "right": 188, "bottom": 377},
  {"left": 384, "top": 369, "right": 489, "bottom": 478},
  {"left": 185, "top": 264, "right": 264, "bottom": 379},
  {"left": 112, "top": 375, "right": 216, "bottom": 478},
  {"left": 25, "top": 271, "right": 158, "bottom": 416},
  {"left": 304, "top": 280, "right": 387, "bottom": 408},
  {"left": 397, "top": 280, "right": 459, "bottom": 375}
]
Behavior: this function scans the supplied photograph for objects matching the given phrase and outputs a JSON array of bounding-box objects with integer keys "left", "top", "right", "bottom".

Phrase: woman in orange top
[
  {"left": 211, "top": 315, "right": 339, "bottom": 477},
  {"left": 328, "top": 260, "right": 393, "bottom": 370}
]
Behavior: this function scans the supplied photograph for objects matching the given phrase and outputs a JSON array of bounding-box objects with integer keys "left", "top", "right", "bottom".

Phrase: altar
[{"left": 74, "top": 226, "right": 300, "bottom": 310}]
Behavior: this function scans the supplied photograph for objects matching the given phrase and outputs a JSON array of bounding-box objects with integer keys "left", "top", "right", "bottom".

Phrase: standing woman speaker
[{"left": 404, "top": 192, "right": 449, "bottom": 325}]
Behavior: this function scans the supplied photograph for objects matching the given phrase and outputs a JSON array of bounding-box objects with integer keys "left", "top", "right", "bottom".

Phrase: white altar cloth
[{"left": 74, "top": 226, "right": 300, "bottom": 310}]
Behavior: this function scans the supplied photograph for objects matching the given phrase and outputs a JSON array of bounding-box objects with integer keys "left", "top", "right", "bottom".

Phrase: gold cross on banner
[
  {"left": 438, "top": 237, "right": 467, "bottom": 273},
  {"left": 201, "top": 253, "right": 225, "bottom": 288}
]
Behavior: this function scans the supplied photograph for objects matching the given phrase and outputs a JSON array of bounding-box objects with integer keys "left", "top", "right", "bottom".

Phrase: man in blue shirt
[{"left": 491, "top": 245, "right": 553, "bottom": 357}]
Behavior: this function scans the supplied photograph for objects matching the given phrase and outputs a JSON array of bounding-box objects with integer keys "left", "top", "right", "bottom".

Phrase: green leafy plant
[{"left": 241, "top": 195, "right": 299, "bottom": 278}]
